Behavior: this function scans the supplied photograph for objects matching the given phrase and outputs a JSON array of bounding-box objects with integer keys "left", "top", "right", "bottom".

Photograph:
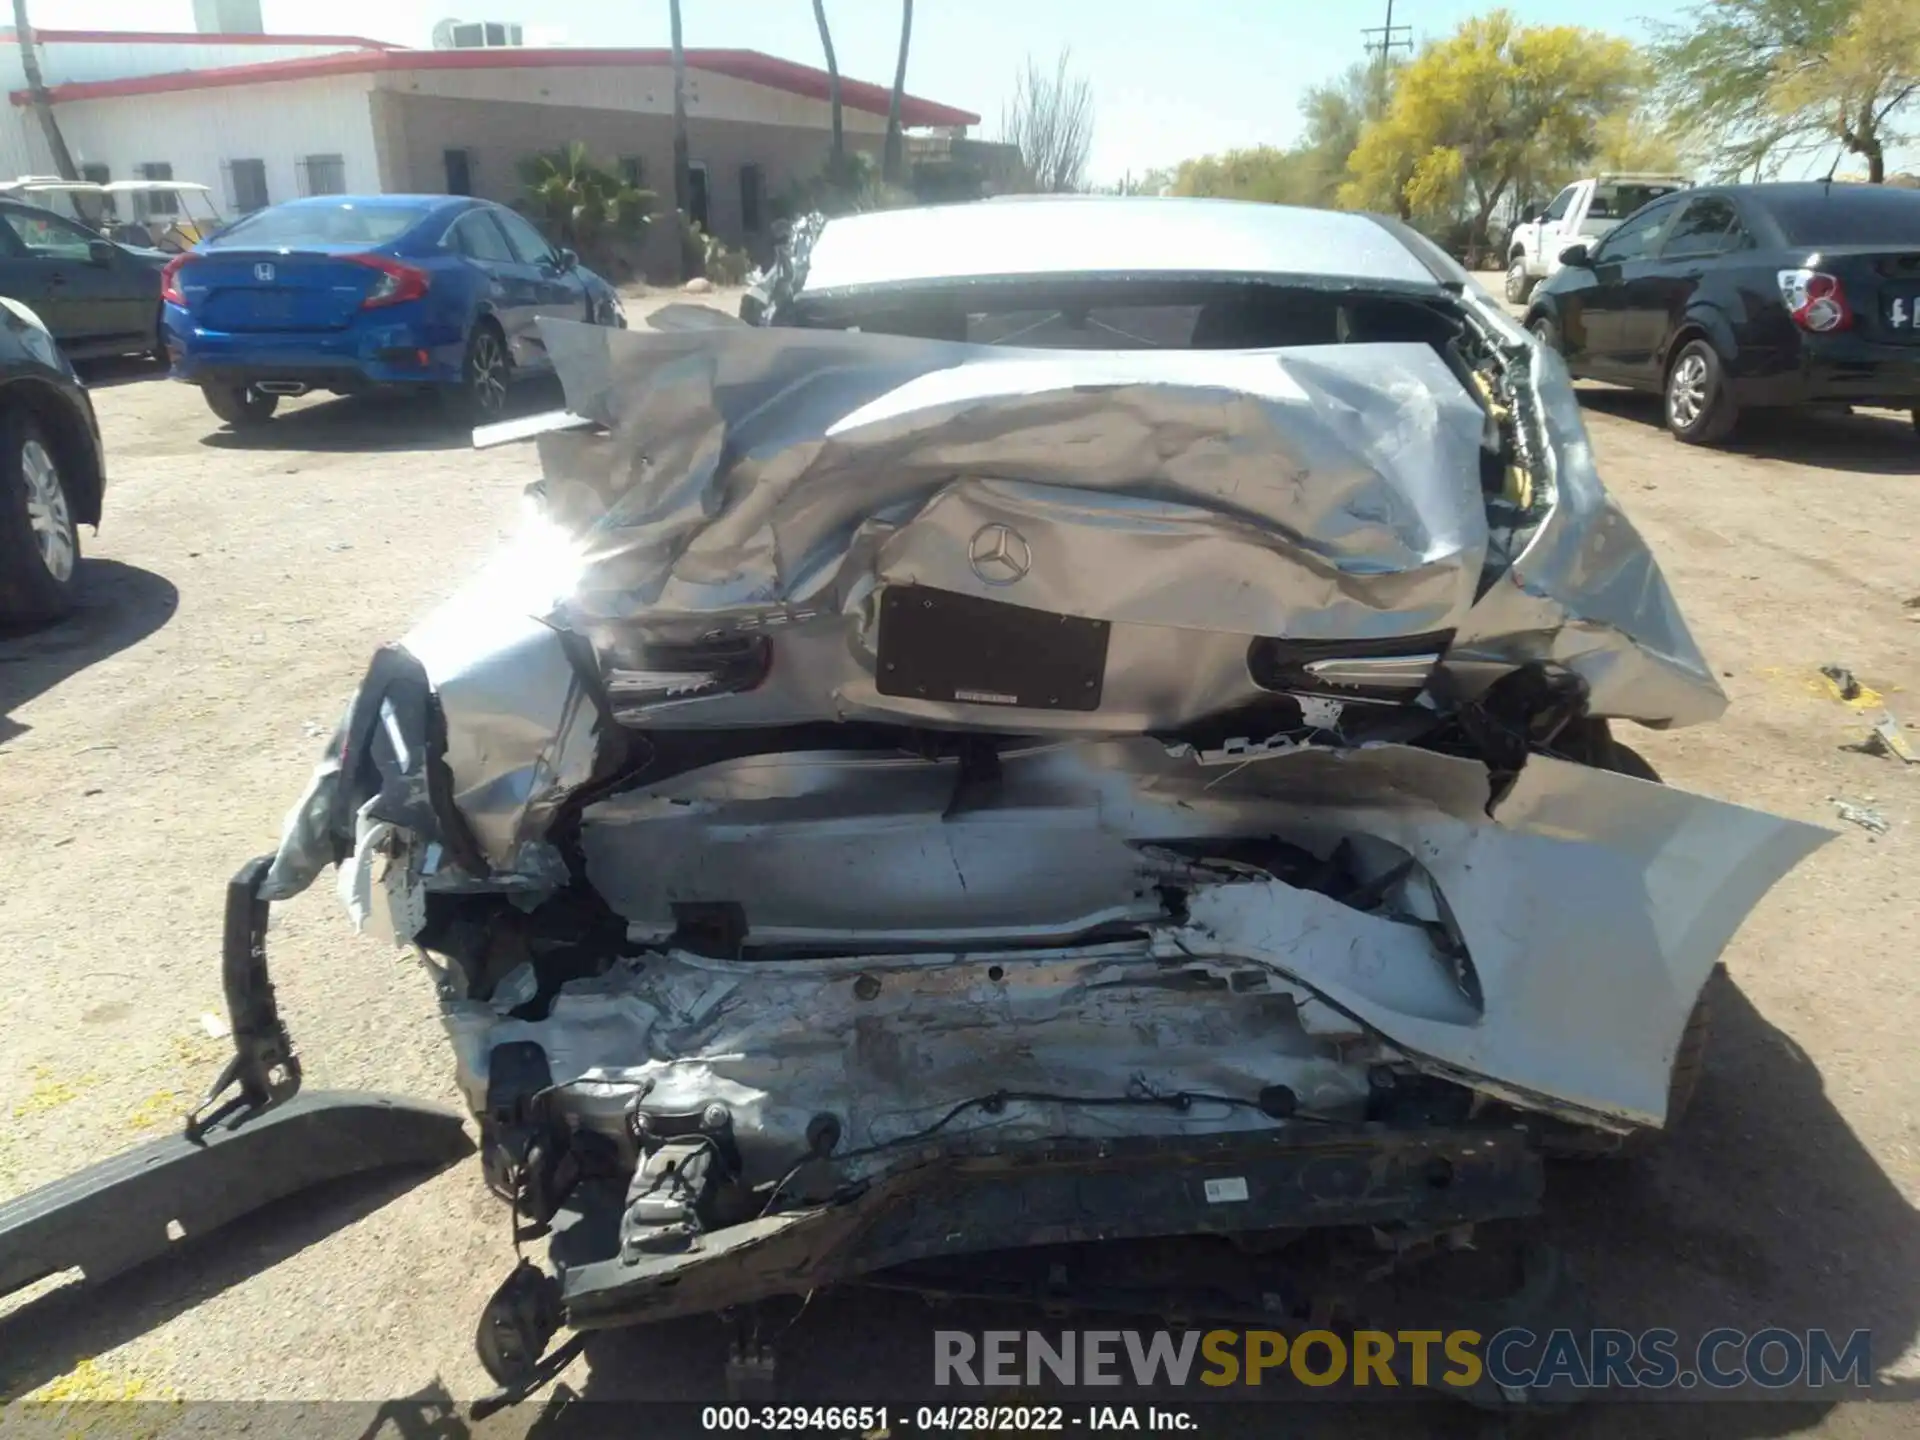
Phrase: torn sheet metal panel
[
  {"left": 399, "top": 577, "right": 607, "bottom": 871},
  {"left": 1441, "top": 343, "right": 1727, "bottom": 729},
  {"left": 532, "top": 316, "right": 1726, "bottom": 730},
  {"left": 573, "top": 739, "right": 1831, "bottom": 1127},
  {"left": 539, "top": 321, "right": 1490, "bottom": 631},
  {"left": 1185, "top": 748, "right": 1832, "bottom": 1124}
]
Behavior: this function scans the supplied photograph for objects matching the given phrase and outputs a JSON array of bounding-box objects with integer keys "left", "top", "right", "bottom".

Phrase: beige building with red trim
[{"left": 0, "top": 28, "right": 983, "bottom": 267}]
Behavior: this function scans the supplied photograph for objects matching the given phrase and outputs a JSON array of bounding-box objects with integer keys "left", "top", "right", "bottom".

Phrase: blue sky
[{"left": 31, "top": 0, "right": 1665, "bottom": 181}]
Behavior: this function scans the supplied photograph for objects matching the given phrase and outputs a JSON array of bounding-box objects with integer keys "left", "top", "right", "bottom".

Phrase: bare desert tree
[{"left": 999, "top": 48, "right": 1096, "bottom": 193}]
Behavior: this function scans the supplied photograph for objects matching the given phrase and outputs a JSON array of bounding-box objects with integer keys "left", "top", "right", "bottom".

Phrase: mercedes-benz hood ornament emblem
[{"left": 967, "top": 523, "right": 1032, "bottom": 586}]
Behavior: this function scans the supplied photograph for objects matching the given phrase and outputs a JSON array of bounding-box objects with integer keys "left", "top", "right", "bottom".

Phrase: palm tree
[
  {"left": 11, "top": 0, "right": 79, "bottom": 182},
  {"left": 669, "top": 0, "right": 692, "bottom": 280},
  {"left": 882, "top": 0, "right": 913, "bottom": 185},
  {"left": 518, "top": 141, "right": 655, "bottom": 250},
  {"left": 811, "top": 0, "right": 845, "bottom": 180}
]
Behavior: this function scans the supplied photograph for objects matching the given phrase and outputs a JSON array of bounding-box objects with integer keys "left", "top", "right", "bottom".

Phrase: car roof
[
  {"left": 269, "top": 193, "right": 469, "bottom": 209},
  {"left": 797, "top": 196, "right": 1450, "bottom": 297},
  {"left": 0, "top": 196, "right": 88, "bottom": 221},
  {"left": 1675, "top": 180, "right": 1920, "bottom": 238}
]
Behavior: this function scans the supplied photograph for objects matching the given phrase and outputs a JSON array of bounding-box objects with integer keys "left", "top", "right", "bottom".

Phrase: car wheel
[
  {"left": 454, "top": 322, "right": 510, "bottom": 424},
  {"left": 1528, "top": 313, "right": 1560, "bottom": 353},
  {"left": 203, "top": 383, "right": 279, "bottom": 428},
  {"left": 1664, "top": 339, "right": 1738, "bottom": 445},
  {"left": 0, "top": 411, "right": 81, "bottom": 625},
  {"left": 1505, "top": 257, "right": 1535, "bottom": 305}
]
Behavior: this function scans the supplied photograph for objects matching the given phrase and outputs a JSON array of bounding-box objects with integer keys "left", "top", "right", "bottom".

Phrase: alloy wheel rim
[
  {"left": 1669, "top": 353, "right": 1708, "bottom": 429},
  {"left": 472, "top": 334, "right": 507, "bottom": 413},
  {"left": 21, "top": 437, "right": 74, "bottom": 583}
]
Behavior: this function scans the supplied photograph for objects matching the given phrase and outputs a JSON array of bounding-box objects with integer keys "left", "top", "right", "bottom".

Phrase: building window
[
  {"left": 225, "top": 158, "right": 270, "bottom": 213},
  {"left": 619, "top": 156, "right": 644, "bottom": 190},
  {"left": 739, "top": 163, "right": 764, "bottom": 232},
  {"left": 444, "top": 149, "right": 474, "bottom": 196},
  {"left": 688, "top": 160, "right": 709, "bottom": 230},
  {"left": 136, "top": 162, "right": 177, "bottom": 218},
  {"left": 298, "top": 154, "right": 346, "bottom": 197}
]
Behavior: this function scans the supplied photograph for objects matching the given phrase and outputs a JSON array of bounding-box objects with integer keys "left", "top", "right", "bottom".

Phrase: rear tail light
[
  {"left": 349, "top": 253, "right": 431, "bottom": 309},
  {"left": 159, "top": 253, "right": 195, "bottom": 307},
  {"left": 1777, "top": 268, "right": 1852, "bottom": 332}
]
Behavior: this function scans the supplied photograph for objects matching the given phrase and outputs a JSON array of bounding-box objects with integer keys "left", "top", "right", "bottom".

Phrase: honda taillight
[
  {"left": 159, "top": 253, "right": 194, "bottom": 307},
  {"left": 1777, "top": 268, "right": 1852, "bottom": 333},
  {"left": 350, "top": 253, "right": 430, "bottom": 309}
]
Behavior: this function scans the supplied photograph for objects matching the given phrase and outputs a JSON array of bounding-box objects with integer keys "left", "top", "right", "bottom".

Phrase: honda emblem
[{"left": 254, "top": 263, "right": 275, "bottom": 282}]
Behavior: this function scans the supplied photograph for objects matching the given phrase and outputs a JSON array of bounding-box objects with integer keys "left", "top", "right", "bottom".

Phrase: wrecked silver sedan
[{"left": 214, "top": 197, "right": 1830, "bottom": 1395}]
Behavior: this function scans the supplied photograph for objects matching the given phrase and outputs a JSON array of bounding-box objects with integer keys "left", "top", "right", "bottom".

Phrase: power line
[{"left": 1361, "top": 0, "right": 1413, "bottom": 66}]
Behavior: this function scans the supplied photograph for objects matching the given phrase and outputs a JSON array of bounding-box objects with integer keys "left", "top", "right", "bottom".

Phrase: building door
[
  {"left": 444, "top": 149, "right": 474, "bottom": 196},
  {"left": 688, "top": 162, "right": 710, "bottom": 231}
]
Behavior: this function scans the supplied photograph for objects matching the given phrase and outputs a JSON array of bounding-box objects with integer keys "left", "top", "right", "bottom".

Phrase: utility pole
[{"left": 1360, "top": 0, "right": 1412, "bottom": 69}]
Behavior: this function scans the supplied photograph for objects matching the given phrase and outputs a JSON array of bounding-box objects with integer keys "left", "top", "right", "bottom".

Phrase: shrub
[{"left": 681, "top": 216, "right": 751, "bottom": 286}]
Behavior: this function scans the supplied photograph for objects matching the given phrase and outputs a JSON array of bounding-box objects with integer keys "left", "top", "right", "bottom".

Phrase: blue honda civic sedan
[{"left": 161, "top": 194, "right": 625, "bottom": 429}]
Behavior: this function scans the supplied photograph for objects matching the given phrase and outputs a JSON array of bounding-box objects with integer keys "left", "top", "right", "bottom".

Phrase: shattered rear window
[{"left": 967, "top": 306, "right": 1203, "bottom": 348}]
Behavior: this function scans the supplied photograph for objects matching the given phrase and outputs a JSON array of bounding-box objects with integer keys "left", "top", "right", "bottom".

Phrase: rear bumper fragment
[{"left": 0, "top": 1089, "right": 471, "bottom": 1303}]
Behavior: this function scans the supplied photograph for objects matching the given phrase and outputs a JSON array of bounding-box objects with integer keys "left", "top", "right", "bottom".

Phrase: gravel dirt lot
[{"left": 2, "top": 284, "right": 1917, "bottom": 1435}]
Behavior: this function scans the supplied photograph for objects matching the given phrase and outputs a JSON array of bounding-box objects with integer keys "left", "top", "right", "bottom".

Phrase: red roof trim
[
  {"left": 7, "top": 45, "right": 982, "bottom": 126},
  {"left": 3, "top": 29, "right": 397, "bottom": 49}
]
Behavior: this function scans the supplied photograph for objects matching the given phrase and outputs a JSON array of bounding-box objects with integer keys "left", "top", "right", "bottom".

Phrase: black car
[
  {"left": 0, "top": 296, "right": 108, "bottom": 625},
  {"left": 0, "top": 198, "right": 168, "bottom": 362},
  {"left": 1523, "top": 181, "right": 1920, "bottom": 444}
]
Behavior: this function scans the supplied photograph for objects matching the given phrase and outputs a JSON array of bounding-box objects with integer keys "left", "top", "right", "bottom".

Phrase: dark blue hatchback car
[{"left": 162, "top": 194, "right": 625, "bottom": 429}]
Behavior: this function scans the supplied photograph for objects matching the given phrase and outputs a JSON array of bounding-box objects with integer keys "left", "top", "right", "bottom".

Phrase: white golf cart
[{"left": 0, "top": 176, "right": 229, "bottom": 252}]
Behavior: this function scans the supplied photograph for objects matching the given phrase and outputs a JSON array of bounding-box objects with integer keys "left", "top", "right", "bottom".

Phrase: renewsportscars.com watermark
[{"left": 935, "top": 1328, "right": 1875, "bottom": 1393}]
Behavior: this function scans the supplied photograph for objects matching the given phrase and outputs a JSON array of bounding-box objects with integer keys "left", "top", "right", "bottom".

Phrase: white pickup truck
[{"left": 1504, "top": 173, "right": 1693, "bottom": 303}]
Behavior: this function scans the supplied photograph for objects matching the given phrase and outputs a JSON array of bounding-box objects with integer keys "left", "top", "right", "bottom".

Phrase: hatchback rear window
[
  {"left": 1762, "top": 186, "right": 1920, "bottom": 246},
  {"left": 206, "top": 202, "right": 431, "bottom": 249}
]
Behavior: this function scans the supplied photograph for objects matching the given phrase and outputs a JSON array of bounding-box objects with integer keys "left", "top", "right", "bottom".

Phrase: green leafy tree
[
  {"left": 1168, "top": 147, "right": 1325, "bottom": 204},
  {"left": 779, "top": 149, "right": 914, "bottom": 217},
  {"left": 1764, "top": 0, "right": 1920, "bottom": 182},
  {"left": 1153, "top": 62, "right": 1397, "bottom": 210},
  {"left": 1648, "top": 0, "right": 1919, "bottom": 180},
  {"left": 1296, "top": 61, "right": 1398, "bottom": 199},
  {"left": 518, "top": 142, "right": 655, "bottom": 250},
  {"left": 1340, "top": 11, "right": 1644, "bottom": 257}
]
